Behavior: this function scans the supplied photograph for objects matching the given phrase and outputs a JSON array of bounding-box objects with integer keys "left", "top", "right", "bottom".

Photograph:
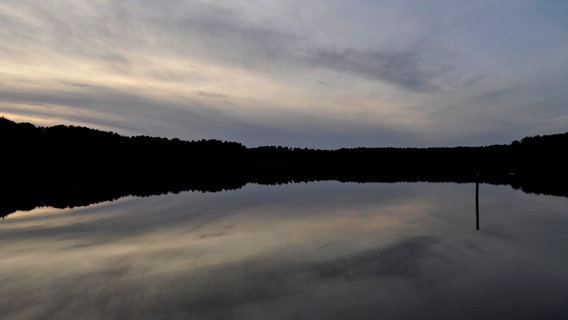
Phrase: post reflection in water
[
  {"left": 476, "top": 180, "right": 480, "bottom": 231},
  {"left": 1, "top": 182, "right": 568, "bottom": 320}
]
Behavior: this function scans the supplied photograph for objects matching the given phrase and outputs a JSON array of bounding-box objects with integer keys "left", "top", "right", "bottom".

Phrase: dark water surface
[{"left": 2, "top": 182, "right": 568, "bottom": 319}]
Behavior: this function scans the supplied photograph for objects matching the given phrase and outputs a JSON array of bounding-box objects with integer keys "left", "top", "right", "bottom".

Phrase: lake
[{"left": 1, "top": 182, "right": 568, "bottom": 319}]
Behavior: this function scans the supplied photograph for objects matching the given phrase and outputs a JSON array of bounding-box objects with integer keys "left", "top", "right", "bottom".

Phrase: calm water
[{"left": 1, "top": 182, "right": 568, "bottom": 320}]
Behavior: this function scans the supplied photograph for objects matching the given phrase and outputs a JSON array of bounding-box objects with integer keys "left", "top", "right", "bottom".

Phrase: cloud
[
  {"left": 2, "top": 1, "right": 568, "bottom": 148},
  {"left": 0, "top": 0, "right": 450, "bottom": 147},
  {"left": 102, "top": 1, "right": 449, "bottom": 93},
  {"left": 309, "top": 48, "right": 442, "bottom": 92},
  {"left": 196, "top": 91, "right": 228, "bottom": 99}
]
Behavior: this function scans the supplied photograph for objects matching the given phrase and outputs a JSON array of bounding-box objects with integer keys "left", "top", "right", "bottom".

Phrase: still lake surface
[{"left": 1, "top": 182, "right": 568, "bottom": 319}]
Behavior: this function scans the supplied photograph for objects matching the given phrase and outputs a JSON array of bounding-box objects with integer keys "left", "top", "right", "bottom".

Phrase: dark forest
[{"left": 1, "top": 116, "right": 567, "bottom": 217}]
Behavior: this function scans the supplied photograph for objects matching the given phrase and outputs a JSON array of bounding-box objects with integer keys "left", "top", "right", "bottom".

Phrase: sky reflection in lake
[{"left": 1, "top": 182, "right": 568, "bottom": 319}]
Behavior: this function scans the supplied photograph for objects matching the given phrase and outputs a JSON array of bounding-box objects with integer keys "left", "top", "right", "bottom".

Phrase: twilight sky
[{"left": 1, "top": 0, "right": 568, "bottom": 148}]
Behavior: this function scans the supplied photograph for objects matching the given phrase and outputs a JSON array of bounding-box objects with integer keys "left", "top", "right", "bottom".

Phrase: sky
[{"left": 1, "top": 0, "right": 568, "bottom": 148}]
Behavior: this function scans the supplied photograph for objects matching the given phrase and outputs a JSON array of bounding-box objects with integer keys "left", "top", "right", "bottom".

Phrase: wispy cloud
[
  {"left": 1, "top": 0, "right": 568, "bottom": 146},
  {"left": 196, "top": 91, "right": 228, "bottom": 99},
  {"left": 310, "top": 48, "right": 443, "bottom": 92}
]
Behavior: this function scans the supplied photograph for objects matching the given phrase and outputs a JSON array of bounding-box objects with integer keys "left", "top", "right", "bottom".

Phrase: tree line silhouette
[{"left": 1, "top": 116, "right": 567, "bottom": 218}]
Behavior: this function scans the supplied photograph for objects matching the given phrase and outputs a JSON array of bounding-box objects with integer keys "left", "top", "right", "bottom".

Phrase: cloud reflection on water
[{"left": 1, "top": 182, "right": 568, "bottom": 319}]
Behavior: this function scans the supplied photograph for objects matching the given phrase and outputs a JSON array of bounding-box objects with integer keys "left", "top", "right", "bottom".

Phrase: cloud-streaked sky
[{"left": 2, "top": 0, "right": 568, "bottom": 147}]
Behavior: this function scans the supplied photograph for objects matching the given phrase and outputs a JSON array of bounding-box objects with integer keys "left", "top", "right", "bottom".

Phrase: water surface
[{"left": 1, "top": 182, "right": 568, "bottom": 319}]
